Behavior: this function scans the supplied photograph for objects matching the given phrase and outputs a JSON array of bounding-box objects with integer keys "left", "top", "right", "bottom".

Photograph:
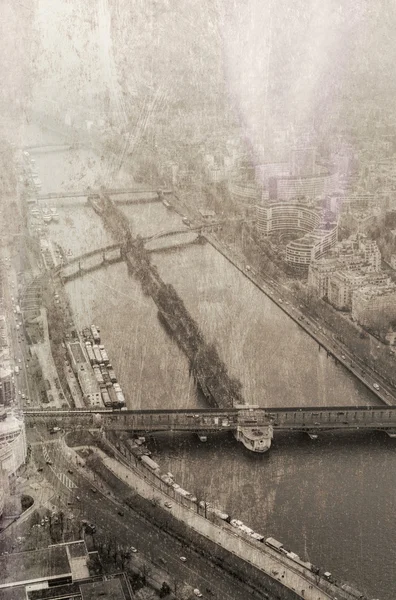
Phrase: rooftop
[
  {"left": 80, "top": 579, "right": 126, "bottom": 600},
  {"left": 0, "top": 546, "right": 70, "bottom": 589},
  {"left": 67, "top": 342, "right": 87, "bottom": 366},
  {"left": 0, "top": 413, "right": 24, "bottom": 437},
  {"left": 355, "top": 284, "right": 396, "bottom": 299},
  {"left": 0, "top": 587, "right": 26, "bottom": 600}
]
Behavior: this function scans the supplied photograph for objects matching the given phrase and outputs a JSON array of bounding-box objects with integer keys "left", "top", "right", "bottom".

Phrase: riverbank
[
  {"left": 203, "top": 232, "right": 394, "bottom": 407},
  {"left": 78, "top": 439, "right": 340, "bottom": 600}
]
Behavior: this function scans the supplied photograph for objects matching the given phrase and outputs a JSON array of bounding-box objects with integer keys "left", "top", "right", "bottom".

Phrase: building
[
  {"left": 352, "top": 283, "right": 396, "bottom": 330},
  {"left": 290, "top": 146, "right": 317, "bottom": 177},
  {"left": 308, "top": 234, "right": 382, "bottom": 298},
  {"left": 256, "top": 202, "right": 321, "bottom": 237},
  {"left": 256, "top": 202, "right": 338, "bottom": 268},
  {"left": 268, "top": 168, "right": 339, "bottom": 202},
  {"left": 358, "top": 237, "right": 381, "bottom": 271},
  {"left": 0, "top": 468, "right": 7, "bottom": 518},
  {"left": 328, "top": 271, "right": 389, "bottom": 311},
  {"left": 0, "top": 540, "right": 133, "bottom": 600},
  {"left": 0, "top": 316, "right": 13, "bottom": 406},
  {"left": 228, "top": 180, "right": 262, "bottom": 211},
  {"left": 0, "top": 407, "right": 27, "bottom": 478},
  {"left": 285, "top": 223, "right": 338, "bottom": 269},
  {"left": 66, "top": 342, "right": 102, "bottom": 408}
]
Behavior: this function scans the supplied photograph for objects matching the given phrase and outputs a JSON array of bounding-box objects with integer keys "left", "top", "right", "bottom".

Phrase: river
[{"left": 23, "top": 123, "right": 396, "bottom": 599}]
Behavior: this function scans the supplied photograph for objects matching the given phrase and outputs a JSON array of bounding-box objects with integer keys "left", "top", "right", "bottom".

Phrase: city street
[{"left": 30, "top": 432, "right": 269, "bottom": 600}]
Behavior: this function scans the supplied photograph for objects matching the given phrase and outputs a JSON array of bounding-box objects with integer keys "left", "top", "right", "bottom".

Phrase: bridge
[
  {"left": 55, "top": 230, "right": 205, "bottom": 280},
  {"left": 24, "top": 143, "right": 83, "bottom": 153},
  {"left": 23, "top": 405, "right": 396, "bottom": 451},
  {"left": 36, "top": 187, "right": 172, "bottom": 203}
]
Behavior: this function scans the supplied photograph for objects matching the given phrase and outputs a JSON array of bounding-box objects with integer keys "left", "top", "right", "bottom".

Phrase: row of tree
[{"left": 99, "top": 199, "right": 245, "bottom": 409}]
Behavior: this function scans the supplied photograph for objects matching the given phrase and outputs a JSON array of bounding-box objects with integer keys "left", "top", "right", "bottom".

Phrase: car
[
  {"left": 90, "top": 488, "right": 97, "bottom": 493},
  {"left": 373, "top": 383, "right": 380, "bottom": 391},
  {"left": 180, "top": 556, "right": 187, "bottom": 562},
  {"left": 341, "top": 355, "right": 346, "bottom": 360},
  {"left": 76, "top": 496, "right": 81, "bottom": 502},
  {"left": 193, "top": 590, "right": 203, "bottom": 597},
  {"left": 37, "top": 467, "right": 43, "bottom": 472},
  {"left": 118, "top": 510, "right": 124, "bottom": 516},
  {"left": 46, "top": 460, "right": 52, "bottom": 466},
  {"left": 67, "top": 469, "right": 73, "bottom": 474},
  {"left": 130, "top": 547, "right": 138, "bottom": 553},
  {"left": 164, "top": 502, "right": 172, "bottom": 509}
]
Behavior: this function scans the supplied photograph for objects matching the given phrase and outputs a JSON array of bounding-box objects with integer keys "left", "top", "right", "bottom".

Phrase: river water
[{"left": 24, "top": 124, "right": 396, "bottom": 599}]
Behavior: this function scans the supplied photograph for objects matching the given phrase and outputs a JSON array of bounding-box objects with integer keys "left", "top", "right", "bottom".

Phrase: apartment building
[
  {"left": 352, "top": 283, "right": 396, "bottom": 330},
  {"left": 328, "top": 271, "right": 389, "bottom": 311}
]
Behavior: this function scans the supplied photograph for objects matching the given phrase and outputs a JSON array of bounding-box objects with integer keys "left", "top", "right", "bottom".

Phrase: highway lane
[{"left": 32, "top": 436, "right": 270, "bottom": 600}]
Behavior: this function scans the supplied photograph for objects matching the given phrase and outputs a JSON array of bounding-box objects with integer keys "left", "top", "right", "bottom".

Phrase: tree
[
  {"left": 159, "top": 582, "right": 171, "bottom": 598},
  {"left": 141, "top": 563, "right": 152, "bottom": 585}
]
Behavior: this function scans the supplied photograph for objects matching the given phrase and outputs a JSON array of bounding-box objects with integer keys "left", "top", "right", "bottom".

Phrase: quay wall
[{"left": 87, "top": 448, "right": 304, "bottom": 600}]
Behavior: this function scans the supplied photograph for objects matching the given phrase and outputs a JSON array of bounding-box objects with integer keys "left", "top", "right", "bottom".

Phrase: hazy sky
[{"left": 27, "top": 0, "right": 396, "bottom": 156}]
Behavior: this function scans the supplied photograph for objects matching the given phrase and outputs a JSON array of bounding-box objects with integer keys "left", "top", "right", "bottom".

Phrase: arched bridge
[{"left": 55, "top": 228, "right": 205, "bottom": 279}]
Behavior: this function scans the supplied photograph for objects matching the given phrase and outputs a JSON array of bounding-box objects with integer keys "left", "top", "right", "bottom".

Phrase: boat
[
  {"left": 88, "top": 195, "right": 104, "bottom": 215},
  {"left": 234, "top": 425, "right": 273, "bottom": 452},
  {"left": 198, "top": 434, "right": 207, "bottom": 442},
  {"left": 50, "top": 207, "right": 59, "bottom": 222},
  {"left": 42, "top": 206, "right": 52, "bottom": 223}
]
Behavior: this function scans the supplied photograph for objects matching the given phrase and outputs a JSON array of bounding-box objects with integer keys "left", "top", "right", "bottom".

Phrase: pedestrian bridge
[{"left": 23, "top": 405, "right": 396, "bottom": 452}]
